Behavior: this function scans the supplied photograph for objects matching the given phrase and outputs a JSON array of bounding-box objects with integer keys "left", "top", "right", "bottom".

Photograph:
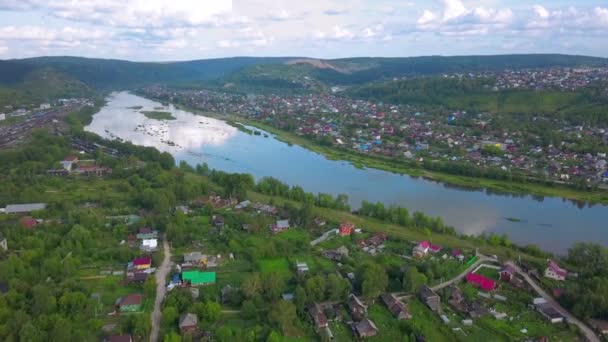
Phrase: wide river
[{"left": 86, "top": 92, "right": 608, "bottom": 254}]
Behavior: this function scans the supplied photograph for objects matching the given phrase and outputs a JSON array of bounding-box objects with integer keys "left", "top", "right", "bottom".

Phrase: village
[
  {"left": 141, "top": 83, "right": 608, "bottom": 189},
  {"left": 0, "top": 127, "right": 607, "bottom": 341},
  {"left": 1, "top": 189, "right": 602, "bottom": 341}
]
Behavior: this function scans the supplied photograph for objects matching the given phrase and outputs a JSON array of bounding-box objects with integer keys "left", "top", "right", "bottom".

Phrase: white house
[
  {"left": 0, "top": 113, "right": 5, "bottom": 121},
  {"left": 40, "top": 103, "right": 51, "bottom": 110},
  {"left": 544, "top": 260, "right": 567, "bottom": 281},
  {"left": 141, "top": 239, "right": 158, "bottom": 251}
]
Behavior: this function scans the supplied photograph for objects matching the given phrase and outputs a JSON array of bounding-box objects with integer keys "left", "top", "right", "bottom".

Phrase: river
[{"left": 85, "top": 92, "right": 608, "bottom": 254}]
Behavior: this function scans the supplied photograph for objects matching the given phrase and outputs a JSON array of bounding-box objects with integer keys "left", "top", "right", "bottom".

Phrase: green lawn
[{"left": 257, "top": 257, "right": 292, "bottom": 278}]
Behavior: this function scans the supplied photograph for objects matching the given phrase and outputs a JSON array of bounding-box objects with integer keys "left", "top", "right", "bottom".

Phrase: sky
[{"left": 0, "top": 0, "right": 607, "bottom": 61}]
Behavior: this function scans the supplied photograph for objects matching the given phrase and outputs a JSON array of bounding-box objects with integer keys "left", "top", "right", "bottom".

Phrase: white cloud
[
  {"left": 0, "top": 26, "right": 113, "bottom": 41},
  {"left": 0, "top": 45, "right": 7, "bottom": 54},
  {"left": 416, "top": 0, "right": 513, "bottom": 35}
]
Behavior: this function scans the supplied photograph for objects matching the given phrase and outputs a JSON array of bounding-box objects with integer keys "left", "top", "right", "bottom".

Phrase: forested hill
[
  {"left": 1, "top": 54, "right": 607, "bottom": 90},
  {"left": 223, "top": 54, "right": 608, "bottom": 89},
  {"left": 0, "top": 56, "right": 296, "bottom": 89}
]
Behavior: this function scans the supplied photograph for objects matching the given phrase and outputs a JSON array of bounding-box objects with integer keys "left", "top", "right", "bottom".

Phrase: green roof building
[{"left": 182, "top": 271, "right": 216, "bottom": 286}]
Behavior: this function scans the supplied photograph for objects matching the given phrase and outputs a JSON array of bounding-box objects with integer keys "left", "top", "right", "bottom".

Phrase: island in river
[
  {"left": 140, "top": 110, "right": 176, "bottom": 120},
  {"left": 85, "top": 92, "right": 608, "bottom": 254}
]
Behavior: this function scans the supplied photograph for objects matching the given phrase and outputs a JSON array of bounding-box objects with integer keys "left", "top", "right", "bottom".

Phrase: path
[
  {"left": 394, "top": 253, "right": 493, "bottom": 299},
  {"left": 149, "top": 238, "right": 172, "bottom": 342},
  {"left": 431, "top": 255, "right": 493, "bottom": 292},
  {"left": 505, "top": 262, "right": 599, "bottom": 342}
]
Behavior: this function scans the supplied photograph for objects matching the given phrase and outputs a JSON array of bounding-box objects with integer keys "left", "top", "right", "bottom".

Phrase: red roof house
[
  {"left": 339, "top": 222, "right": 355, "bottom": 236},
  {"left": 466, "top": 273, "right": 497, "bottom": 291},
  {"left": 544, "top": 260, "right": 567, "bottom": 281},
  {"left": 133, "top": 256, "right": 152, "bottom": 269},
  {"left": 20, "top": 216, "right": 39, "bottom": 229},
  {"left": 412, "top": 240, "right": 430, "bottom": 258},
  {"left": 429, "top": 244, "right": 442, "bottom": 253}
]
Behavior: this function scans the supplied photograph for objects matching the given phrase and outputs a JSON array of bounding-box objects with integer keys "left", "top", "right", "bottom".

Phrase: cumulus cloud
[
  {"left": 416, "top": 0, "right": 513, "bottom": 35},
  {"left": 3, "top": 0, "right": 234, "bottom": 28},
  {"left": 526, "top": 5, "right": 608, "bottom": 33},
  {"left": 0, "top": 26, "right": 113, "bottom": 41}
]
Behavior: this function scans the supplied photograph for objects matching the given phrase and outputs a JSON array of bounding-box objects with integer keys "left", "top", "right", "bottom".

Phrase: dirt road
[
  {"left": 505, "top": 261, "right": 599, "bottom": 342},
  {"left": 149, "top": 238, "right": 172, "bottom": 342}
]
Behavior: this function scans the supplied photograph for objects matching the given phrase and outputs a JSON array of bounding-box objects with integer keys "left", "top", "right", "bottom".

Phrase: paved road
[
  {"left": 505, "top": 261, "right": 599, "bottom": 342},
  {"left": 149, "top": 239, "right": 172, "bottom": 342}
]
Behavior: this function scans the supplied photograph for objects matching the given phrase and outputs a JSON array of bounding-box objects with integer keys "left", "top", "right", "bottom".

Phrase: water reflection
[
  {"left": 85, "top": 92, "right": 608, "bottom": 254},
  {"left": 86, "top": 92, "right": 238, "bottom": 153}
]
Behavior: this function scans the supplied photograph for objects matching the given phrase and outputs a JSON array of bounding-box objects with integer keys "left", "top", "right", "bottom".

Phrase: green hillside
[
  {"left": 0, "top": 68, "right": 93, "bottom": 108},
  {"left": 2, "top": 54, "right": 606, "bottom": 91}
]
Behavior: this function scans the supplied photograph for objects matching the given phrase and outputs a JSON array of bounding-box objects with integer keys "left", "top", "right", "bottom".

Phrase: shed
[{"left": 182, "top": 271, "right": 216, "bottom": 286}]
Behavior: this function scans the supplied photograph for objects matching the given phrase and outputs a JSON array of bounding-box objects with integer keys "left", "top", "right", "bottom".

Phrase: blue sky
[{"left": 0, "top": 0, "right": 607, "bottom": 61}]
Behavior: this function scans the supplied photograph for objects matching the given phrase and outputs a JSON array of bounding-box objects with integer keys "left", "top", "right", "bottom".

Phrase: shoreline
[{"left": 171, "top": 103, "right": 608, "bottom": 207}]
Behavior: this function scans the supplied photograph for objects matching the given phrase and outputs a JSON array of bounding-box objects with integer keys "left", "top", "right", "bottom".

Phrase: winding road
[
  {"left": 149, "top": 238, "right": 172, "bottom": 342},
  {"left": 504, "top": 261, "right": 599, "bottom": 342}
]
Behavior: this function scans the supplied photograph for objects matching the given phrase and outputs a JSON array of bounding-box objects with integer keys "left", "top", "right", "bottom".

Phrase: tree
[
  {"left": 263, "top": 272, "right": 285, "bottom": 301},
  {"left": 201, "top": 301, "right": 221, "bottom": 323},
  {"left": 144, "top": 277, "right": 157, "bottom": 299},
  {"left": 269, "top": 300, "right": 299, "bottom": 336},
  {"left": 326, "top": 274, "right": 350, "bottom": 301},
  {"left": 361, "top": 263, "right": 388, "bottom": 299},
  {"left": 163, "top": 331, "right": 182, "bottom": 342},
  {"left": 242, "top": 273, "right": 262, "bottom": 299},
  {"left": 305, "top": 276, "right": 326, "bottom": 302},
  {"left": 403, "top": 267, "right": 428, "bottom": 293}
]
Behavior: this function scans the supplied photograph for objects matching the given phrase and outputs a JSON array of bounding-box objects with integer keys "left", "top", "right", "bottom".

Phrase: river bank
[{"left": 176, "top": 105, "right": 608, "bottom": 206}]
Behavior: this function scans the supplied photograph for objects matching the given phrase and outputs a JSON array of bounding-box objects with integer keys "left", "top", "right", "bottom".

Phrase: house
[
  {"left": 213, "top": 215, "right": 225, "bottom": 228},
  {"left": 533, "top": 298, "right": 564, "bottom": 323},
  {"left": 221, "top": 285, "right": 235, "bottom": 304},
  {"left": 465, "top": 273, "right": 496, "bottom": 292},
  {"left": 184, "top": 252, "right": 204, "bottom": 265},
  {"left": 141, "top": 239, "right": 158, "bottom": 251},
  {"left": 296, "top": 261, "right": 309, "bottom": 275},
  {"left": 116, "top": 294, "right": 143, "bottom": 313},
  {"left": 309, "top": 303, "right": 328, "bottom": 330},
  {"left": 40, "top": 103, "right": 51, "bottom": 110},
  {"left": 347, "top": 294, "right": 367, "bottom": 321},
  {"left": 20, "top": 216, "right": 39, "bottom": 229},
  {"left": 589, "top": 319, "right": 608, "bottom": 335},
  {"left": 381, "top": 293, "right": 412, "bottom": 320},
  {"left": 544, "top": 260, "right": 567, "bottom": 281},
  {"left": 451, "top": 249, "right": 464, "bottom": 261},
  {"left": 429, "top": 244, "right": 442, "bottom": 254},
  {"left": 419, "top": 285, "right": 441, "bottom": 312},
  {"left": 235, "top": 200, "right": 251, "bottom": 210},
  {"left": 0, "top": 281, "right": 8, "bottom": 294},
  {"left": 353, "top": 318, "right": 378, "bottom": 338},
  {"left": 322, "top": 245, "right": 349, "bottom": 261},
  {"left": 499, "top": 265, "right": 517, "bottom": 282},
  {"left": 0, "top": 235, "right": 7, "bottom": 251},
  {"left": 339, "top": 222, "right": 355, "bottom": 236},
  {"left": 412, "top": 241, "right": 430, "bottom": 258},
  {"left": 126, "top": 272, "right": 148, "bottom": 284},
  {"left": 4, "top": 203, "right": 46, "bottom": 214},
  {"left": 271, "top": 219, "right": 290, "bottom": 233},
  {"left": 61, "top": 156, "right": 78, "bottom": 171},
  {"left": 136, "top": 227, "right": 158, "bottom": 240},
  {"left": 179, "top": 313, "right": 198, "bottom": 334},
  {"left": 103, "top": 335, "right": 133, "bottom": 342},
  {"left": 182, "top": 271, "right": 216, "bottom": 286},
  {"left": 133, "top": 256, "right": 152, "bottom": 270}
]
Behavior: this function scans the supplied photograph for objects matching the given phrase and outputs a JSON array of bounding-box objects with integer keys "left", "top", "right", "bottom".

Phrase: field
[{"left": 140, "top": 110, "right": 176, "bottom": 120}]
